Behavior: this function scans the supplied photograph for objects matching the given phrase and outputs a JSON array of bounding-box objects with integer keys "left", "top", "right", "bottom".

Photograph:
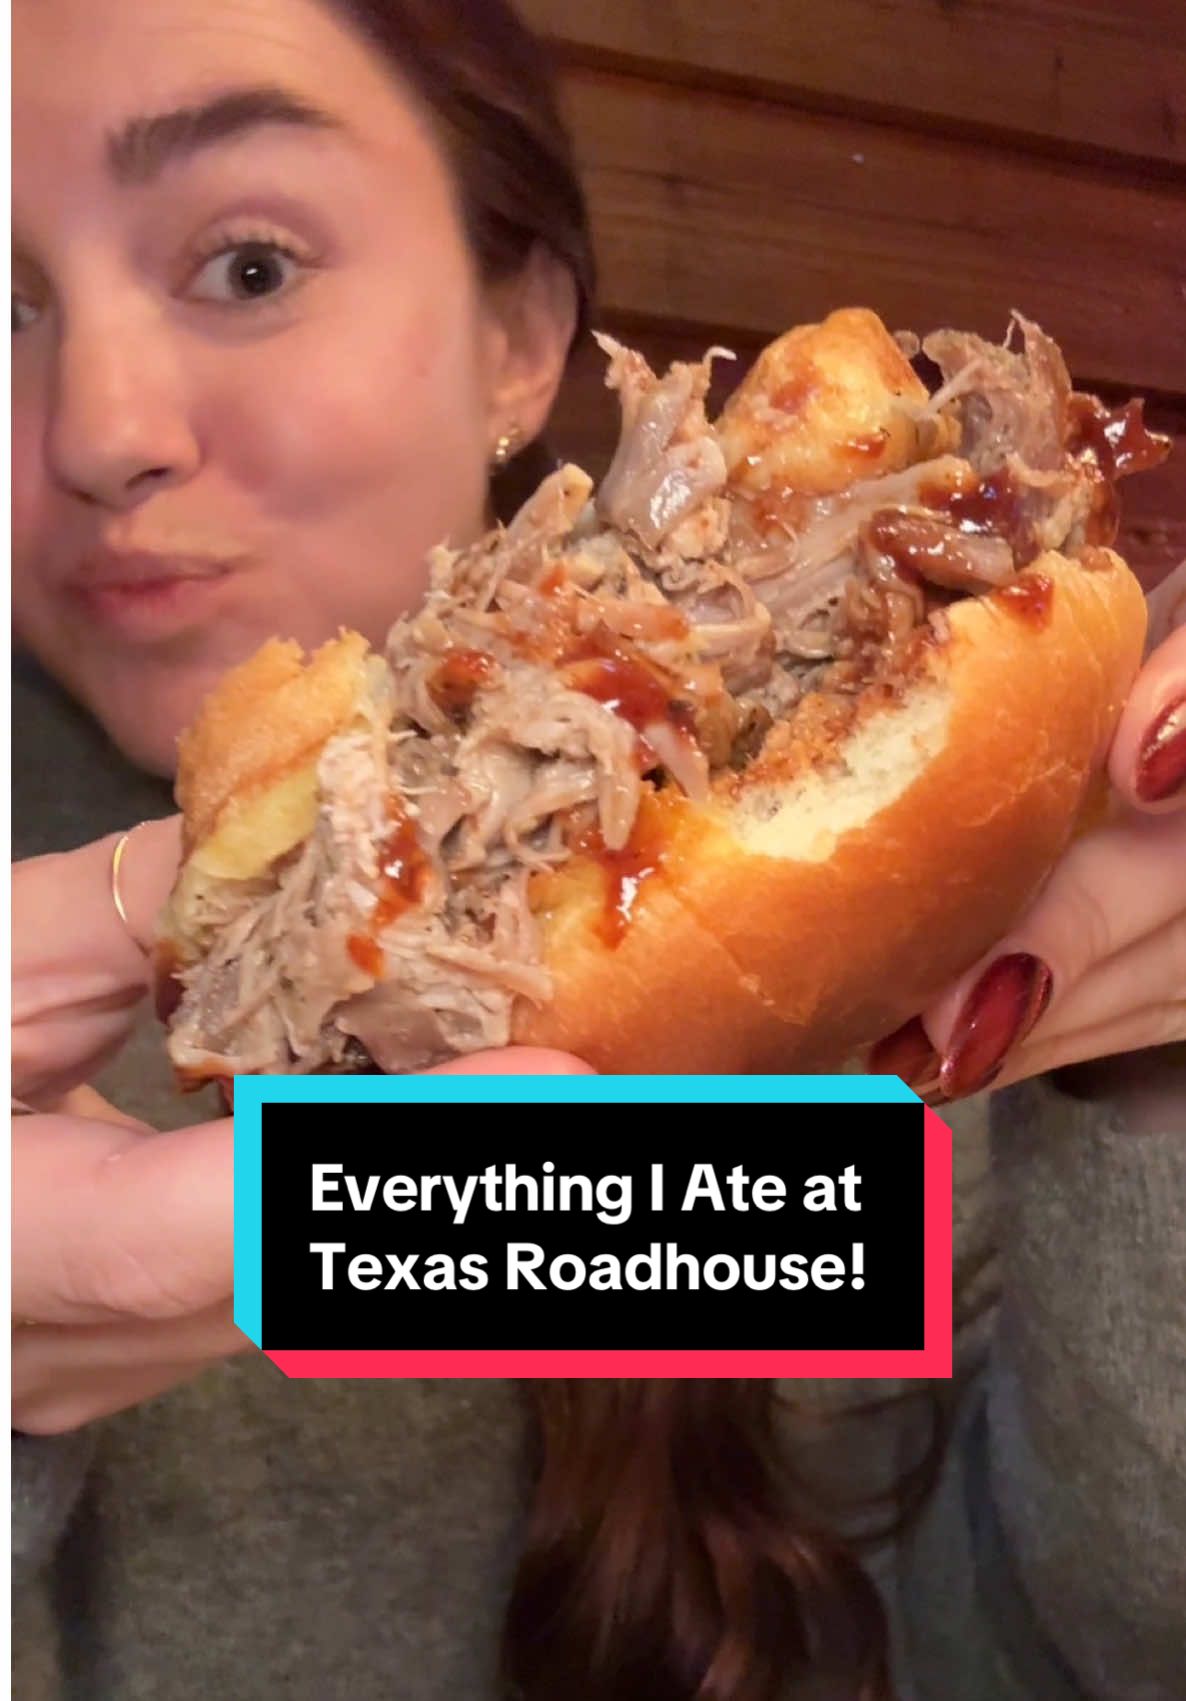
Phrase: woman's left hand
[{"left": 872, "top": 562, "right": 1186, "bottom": 1104}]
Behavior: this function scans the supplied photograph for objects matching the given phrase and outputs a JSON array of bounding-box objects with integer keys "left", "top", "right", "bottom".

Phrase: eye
[
  {"left": 187, "top": 239, "right": 303, "bottom": 306},
  {"left": 12, "top": 295, "right": 41, "bottom": 334}
]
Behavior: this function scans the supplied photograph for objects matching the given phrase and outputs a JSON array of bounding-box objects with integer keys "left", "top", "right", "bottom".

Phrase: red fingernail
[
  {"left": 869, "top": 1016, "right": 942, "bottom": 1094},
  {"left": 939, "top": 954, "right": 1053, "bottom": 1099},
  {"left": 1136, "top": 695, "right": 1186, "bottom": 804}
]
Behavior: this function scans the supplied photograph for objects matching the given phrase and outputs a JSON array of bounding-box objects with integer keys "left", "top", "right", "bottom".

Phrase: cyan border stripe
[
  {"left": 232, "top": 1073, "right": 916, "bottom": 1112},
  {"left": 233, "top": 1087, "right": 263, "bottom": 1347}
]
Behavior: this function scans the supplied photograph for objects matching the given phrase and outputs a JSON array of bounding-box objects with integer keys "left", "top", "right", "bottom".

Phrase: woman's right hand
[
  {"left": 13, "top": 1045, "right": 591, "bottom": 1437},
  {"left": 12, "top": 1101, "right": 241, "bottom": 1435},
  {"left": 12, "top": 819, "right": 590, "bottom": 1435}
]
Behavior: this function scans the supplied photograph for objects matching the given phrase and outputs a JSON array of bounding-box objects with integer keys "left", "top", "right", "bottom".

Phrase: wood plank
[
  {"left": 521, "top": 0, "right": 1186, "bottom": 171},
  {"left": 1115, "top": 444, "right": 1186, "bottom": 587},
  {"left": 547, "top": 322, "right": 1186, "bottom": 594},
  {"left": 554, "top": 70, "right": 1186, "bottom": 397}
]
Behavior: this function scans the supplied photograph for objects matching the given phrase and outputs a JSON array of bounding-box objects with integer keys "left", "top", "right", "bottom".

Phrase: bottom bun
[{"left": 511, "top": 549, "right": 1146, "bottom": 1073}]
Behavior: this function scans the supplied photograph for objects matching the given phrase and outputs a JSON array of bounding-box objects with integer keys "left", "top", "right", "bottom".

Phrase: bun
[
  {"left": 175, "top": 631, "right": 373, "bottom": 872},
  {"left": 512, "top": 549, "right": 1144, "bottom": 1072},
  {"left": 153, "top": 308, "right": 1161, "bottom": 1082},
  {"left": 715, "top": 307, "right": 934, "bottom": 499}
]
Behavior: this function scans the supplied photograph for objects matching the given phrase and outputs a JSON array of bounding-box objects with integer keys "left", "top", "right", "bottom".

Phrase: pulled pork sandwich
[{"left": 154, "top": 307, "right": 1168, "bottom": 1081}]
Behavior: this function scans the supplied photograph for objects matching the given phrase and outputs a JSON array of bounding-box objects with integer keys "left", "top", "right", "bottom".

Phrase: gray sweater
[{"left": 12, "top": 656, "right": 1186, "bottom": 1701}]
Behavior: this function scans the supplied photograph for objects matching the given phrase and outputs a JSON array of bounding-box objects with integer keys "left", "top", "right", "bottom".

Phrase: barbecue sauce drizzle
[
  {"left": 347, "top": 801, "right": 434, "bottom": 976},
  {"left": 560, "top": 646, "right": 697, "bottom": 940},
  {"left": 994, "top": 573, "right": 1054, "bottom": 628},
  {"left": 427, "top": 647, "right": 497, "bottom": 716},
  {"left": 1067, "top": 394, "right": 1170, "bottom": 481},
  {"left": 569, "top": 805, "right": 670, "bottom": 949}
]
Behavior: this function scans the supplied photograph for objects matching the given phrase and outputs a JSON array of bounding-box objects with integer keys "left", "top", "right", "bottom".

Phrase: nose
[{"left": 46, "top": 300, "right": 200, "bottom": 511}]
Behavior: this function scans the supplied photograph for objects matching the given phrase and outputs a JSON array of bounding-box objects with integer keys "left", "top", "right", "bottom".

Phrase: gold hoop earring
[{"left": 491, "top": 423, "right": 522, "bottom": 472}]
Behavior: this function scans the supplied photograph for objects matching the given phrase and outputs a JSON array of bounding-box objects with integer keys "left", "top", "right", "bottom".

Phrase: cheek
[
  {"left": 11, "top": 371, "right": 45, "bottom": 530},
  {"left": 10, "top": 388, "right": 52, "bottom": 623},
  {"left": 204, "top": 285, "right": 492, "bottom": 552}
]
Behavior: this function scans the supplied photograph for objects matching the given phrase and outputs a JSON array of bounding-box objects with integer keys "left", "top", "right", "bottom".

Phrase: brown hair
[
  {"left": 504, "top": 1381, "right": 915, "bottom": 1701},
  {"left": 331, "top": 0, "right": 595, "bottom": 518},
  {"left": 326, "top": 4, "right": 906, "bottom": 1697}
]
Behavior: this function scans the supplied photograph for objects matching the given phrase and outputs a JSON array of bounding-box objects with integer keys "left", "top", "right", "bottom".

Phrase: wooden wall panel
[
  {"left": 518, "top": 1, "right": 1185, "bottom": 589},
  {"left": 556, "top": 70, "right": 1186, "bottom": 396},
  {"left": 1114, "top": 443, "right": 1186, "bottom": 584},
  {"left": 520, "top": 0, "right": 1186, "bottom": 171}
]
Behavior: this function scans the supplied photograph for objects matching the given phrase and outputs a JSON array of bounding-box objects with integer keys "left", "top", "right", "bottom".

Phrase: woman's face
[{"left": 13, "top": 0, "right": 567, "bottom": 773}]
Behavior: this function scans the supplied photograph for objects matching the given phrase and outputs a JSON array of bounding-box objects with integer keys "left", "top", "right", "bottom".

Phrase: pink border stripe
[
  {"left": 922, "top": 1106, "right": 953, "bottom": 1379},
  {"left": 268, "top": 1109, "right": 954, "bottom": 1383},
  {"left": 270, "top": 1346, "right": 946, "bottom": 1378}
]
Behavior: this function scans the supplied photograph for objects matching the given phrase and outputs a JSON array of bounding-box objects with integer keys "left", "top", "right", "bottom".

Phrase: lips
[
  {"left": 65, "top": 549, "right": 240, "bottom": 641},
  {"left": 70, "top": 550, "right": 234, "bottom": 591}
]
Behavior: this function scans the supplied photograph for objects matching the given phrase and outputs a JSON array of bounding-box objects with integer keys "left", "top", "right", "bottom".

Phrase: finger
[
  {"left": 12, "top": 817, "right": 182, "bottom": 1100},
  {"left": 14, "top": 1299, "right": 245, "bottom": 1380},
  {"left": 116, "top": 814, "right": 185, "bottom": 952},
  {"left": 34, "top": 1083, "right": 149, "bottom": 1130},
  {"left": 914, "top": 811, "right": 1185, "bottom": 1095},
  {"left": 213, "top": 1047, "right": 594, "bottom": 1109},
  {"left": 426, "top": 1047, "right": 595, "bottom": 1076},
  {"left": 13, "top": 1114, "right": 234, "bottom": 1328},
  {"left": 1144, "top": 559, "right": 1186, "bottom": 652},
  {"left": 985, "top": 999, "right": 1186, "bottom": 1096},
  {"left": 14, "top": 1357, "right": 230, "bottom": 1435},
  {"left": 1109, "top": 618, "right": 1186, "bottom": 814},
  {"left": 1109, "top": 560, "right": 1186, "bottom": 811},
  {"left": 13, "top": 1302, "right": 250, "bottom": 1435},
  {"left": 1017, "top": 911, "right": 1186, "bottom": 1048}
]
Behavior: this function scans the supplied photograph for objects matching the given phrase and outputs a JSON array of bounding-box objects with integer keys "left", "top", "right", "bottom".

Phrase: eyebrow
[{"left": 106, "top": 86, "right": 343, "bottom": 185}]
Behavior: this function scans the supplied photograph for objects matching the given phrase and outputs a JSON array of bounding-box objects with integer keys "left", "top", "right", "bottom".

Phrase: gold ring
[{"left": 111, "top": 825, "right": 149, "bottom": 954}]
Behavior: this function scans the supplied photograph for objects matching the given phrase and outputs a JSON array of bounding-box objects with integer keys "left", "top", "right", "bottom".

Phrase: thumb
[
  {"left": 215, "top": 1047, "right": 595, "bottom": 1106},
  {"left": 1109, "top": 565, "right": 1186, "bottom": 813},
  {"left": 426, "top": 1046, "right": 595, "bottom": 1076},
  {"left": 13, "top": 1113, "right": 234, "bottom": 1329}
]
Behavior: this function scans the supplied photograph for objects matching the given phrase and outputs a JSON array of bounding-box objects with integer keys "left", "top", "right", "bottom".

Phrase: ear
[{"left": 482, "top": 243, "right": 579, "bottom": 454}]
